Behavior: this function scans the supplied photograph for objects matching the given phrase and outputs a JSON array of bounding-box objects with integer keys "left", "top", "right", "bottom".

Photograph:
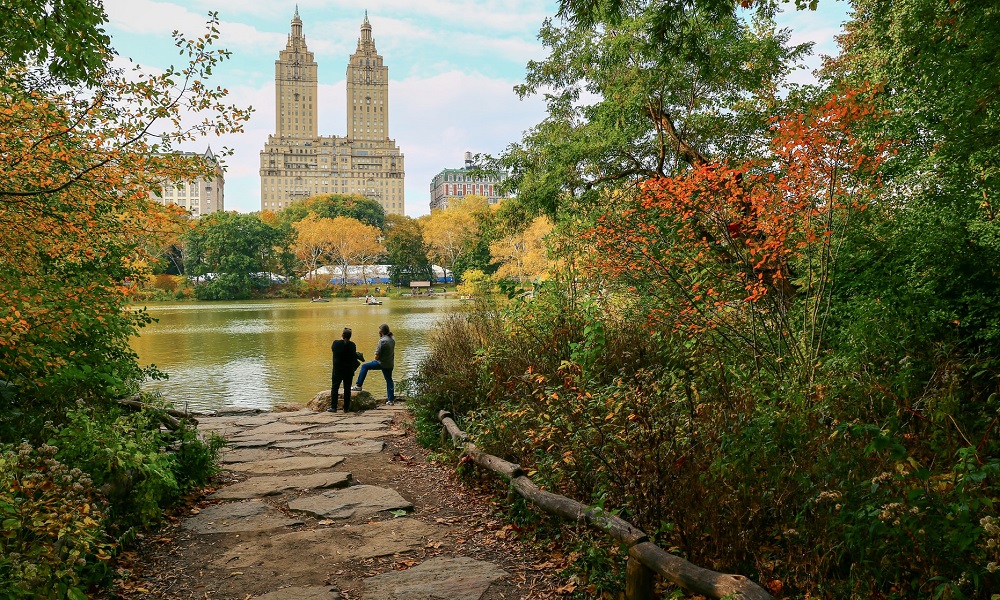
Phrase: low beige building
[
  {"left": 260, "top": 10, "right": 405, "bottom": 215},
  {"left": 150, "top": 146, "right": 224, "bottom": 218}
]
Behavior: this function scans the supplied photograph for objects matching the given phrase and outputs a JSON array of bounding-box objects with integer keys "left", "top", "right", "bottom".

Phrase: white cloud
[
  {"left": 104, "top": 0, "right": 286, "bottom": 55},
  {"left": 391, "top": 71, "right": 547, "bottom": 216}
]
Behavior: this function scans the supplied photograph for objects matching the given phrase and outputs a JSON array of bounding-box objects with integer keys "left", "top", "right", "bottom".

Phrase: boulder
[{"left": 307, "top": 389, "right": 377, "bottom": 412}]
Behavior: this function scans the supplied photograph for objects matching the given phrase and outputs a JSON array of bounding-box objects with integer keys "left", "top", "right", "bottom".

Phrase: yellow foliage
[{"left": 490, "top": 215, "right": 555, "bottom": 282}]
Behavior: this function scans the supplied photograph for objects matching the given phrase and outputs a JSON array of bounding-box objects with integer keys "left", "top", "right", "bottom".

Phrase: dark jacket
[{"left": 332, "top": 339, "right": 358, "bottom": 377}]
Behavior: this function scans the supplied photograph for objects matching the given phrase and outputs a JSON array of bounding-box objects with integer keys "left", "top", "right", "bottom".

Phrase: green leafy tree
[
  {"left": 384, "top": 215, "right": 433, "bottom": 286},
  {"left": 498, "top": 2, "right": 810, "bottom": 217},
  {"left": 0, "top": 0, "right": 113, "bottom": 86},
  {"left": 278, "top": 193, "right": 386, "bottom": 230},
  {"left": 183, "top": 212, "right": 287, "bottom": 300}
]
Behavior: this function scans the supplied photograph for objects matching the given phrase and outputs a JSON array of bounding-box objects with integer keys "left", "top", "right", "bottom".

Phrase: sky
[{"left": 101, "top": 0, "right": 851, "bottom": 216}]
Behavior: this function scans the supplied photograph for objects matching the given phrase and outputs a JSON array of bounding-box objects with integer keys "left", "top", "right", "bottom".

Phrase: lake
[{"left": 129, "top": 297, "right": 460, "bottom": 411}]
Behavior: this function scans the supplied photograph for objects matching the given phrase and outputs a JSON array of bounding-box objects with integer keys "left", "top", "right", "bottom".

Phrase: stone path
[{"left": 176, "top": 402, "right": 512, "bottom": 599}]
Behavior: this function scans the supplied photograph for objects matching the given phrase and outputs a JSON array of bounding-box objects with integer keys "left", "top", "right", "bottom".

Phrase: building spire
[
  {"left": 290, "top": 5, "right": 303, "bottom": 44},
  {"left": 360, "top": 11, "right": 373, "bottom": 46}
]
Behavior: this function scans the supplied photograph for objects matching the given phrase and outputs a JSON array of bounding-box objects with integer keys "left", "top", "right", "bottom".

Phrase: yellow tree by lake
[
  {"left": 421, "top": 195, "right": 487, "bottom": 283},
  {"left": 490, "top": 215, "right": 554, "bottom": 283},
  {"left": 292, "top": 213, "right": 336, "bottom": 282},
  {"left": 325, "top": 216, "right": 383, "bottom": 288}
]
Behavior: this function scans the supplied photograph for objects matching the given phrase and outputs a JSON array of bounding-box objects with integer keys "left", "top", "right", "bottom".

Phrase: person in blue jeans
[{"left": 352, "top": 323, "right": 396, "bottom": 404}]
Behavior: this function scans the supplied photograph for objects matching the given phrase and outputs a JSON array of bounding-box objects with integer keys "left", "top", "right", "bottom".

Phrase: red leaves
[{"left": 583, "top": 87, "right": 887, "bottom": 342}]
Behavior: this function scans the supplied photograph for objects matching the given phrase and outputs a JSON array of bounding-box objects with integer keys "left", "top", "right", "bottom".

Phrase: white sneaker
[
  {"left": 385, "top": 400, "right": 394, "bottom": 405},
  {"left": 351, "top": 385, "right": 362, "bottom": 392}
]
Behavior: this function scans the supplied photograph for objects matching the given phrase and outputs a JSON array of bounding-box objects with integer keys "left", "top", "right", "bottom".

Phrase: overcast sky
[{"left": 102, "top": 0, "right": 850, "bottom": 216}]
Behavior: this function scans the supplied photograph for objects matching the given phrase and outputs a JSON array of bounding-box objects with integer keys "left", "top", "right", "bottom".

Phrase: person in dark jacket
[{"left": 331, "top": 327, "right": 358, "bottom": 412}]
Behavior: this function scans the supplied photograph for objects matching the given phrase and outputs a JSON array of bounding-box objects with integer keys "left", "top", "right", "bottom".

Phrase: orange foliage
[
  {"left": 0, "top": 17, "right": 249, "bottom": 396},
  {"left": 586, "top": 88, "right": 886, "bottom": 353}
]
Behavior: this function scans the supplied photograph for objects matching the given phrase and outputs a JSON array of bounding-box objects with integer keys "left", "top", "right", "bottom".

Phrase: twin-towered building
[{"left": 259, "top": 10, "right": 405, "bottom": 215}]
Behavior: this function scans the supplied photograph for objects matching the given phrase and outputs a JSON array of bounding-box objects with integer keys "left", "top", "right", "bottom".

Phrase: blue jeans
[{"left": 356, "top": 360, "right": 394, "bottom": 400}]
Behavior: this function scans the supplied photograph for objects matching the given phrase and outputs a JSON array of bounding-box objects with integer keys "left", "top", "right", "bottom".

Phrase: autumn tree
[
  {"left": 422, "top": 196, "right": 487, "bottom": 283},
  {"left": 292, "top": 213, "right": 336, "bottom": 282},
  {"left": 490, "top": 215, "right": 554, "bottom": 282},
  {"left": 0, "top": 14, "right": 249, "bottom": 422},
  {"left": 324, "top": 216, "right": 383, "bottom": 289},
  {"left": 136, "top": 202, "right": 193, "bottom": 275}
]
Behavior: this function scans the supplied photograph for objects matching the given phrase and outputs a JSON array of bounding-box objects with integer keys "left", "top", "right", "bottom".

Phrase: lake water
[{"left": 129, "top": 298, "right": 460, "bottom": 411}]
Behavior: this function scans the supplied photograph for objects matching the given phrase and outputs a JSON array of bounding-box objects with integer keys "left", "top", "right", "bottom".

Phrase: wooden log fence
[{"left": 438, "top": 409, "right": 772, "bottom": 600}]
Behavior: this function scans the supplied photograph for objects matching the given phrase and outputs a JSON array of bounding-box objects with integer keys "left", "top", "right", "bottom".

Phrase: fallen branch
[{"left": 118, "top": 397, "right": 198, "bottom": 429}]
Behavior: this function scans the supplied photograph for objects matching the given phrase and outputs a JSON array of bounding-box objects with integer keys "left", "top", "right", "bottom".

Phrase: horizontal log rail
[{"left": 438, "top": 409, "right": 772, "bottom": 600}]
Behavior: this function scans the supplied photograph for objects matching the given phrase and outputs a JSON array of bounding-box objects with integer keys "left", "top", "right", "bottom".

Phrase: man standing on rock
[
  {"left": 352, "top": 323, "right": 396, "bottom": 405},
  {"left": 331, "top": 327, "right": 359, "bottom": 412}
]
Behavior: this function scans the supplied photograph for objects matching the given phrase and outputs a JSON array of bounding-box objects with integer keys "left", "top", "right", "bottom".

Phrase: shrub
[
  {"left": 47, "top": 404, "right": 223, "bottom": 531},
  {"left": 414, "top": 281, "right": 1000, "bottom": 598},
  {"left": 0, "top": 443, "right": 115, "bottom": 599}
]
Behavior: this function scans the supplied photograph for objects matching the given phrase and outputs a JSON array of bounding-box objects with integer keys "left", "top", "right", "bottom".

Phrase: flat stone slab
[
  {"left": 241, "top": 421, "right": 316, "bottom": 436},
  {"left": 288, "top": 485, "right": 412, "bottom": 520},
  {"left": 210, "top": 472, "right": 352, "bottom": 500},
  {"left": 361, "top": 556, "right": 507, "bottom": 600},
  {"left": 229, "top": 434, "right": 312, "bottom": 445},
  {"left": 338, "top": 415, "right": 393, "bottom": 425},
  {"left": 270, "top": 439, "right": 330, "bottom": 450},
  {"left": 333, "top": 430, "right": 406, "bottom": 440},
  {"left": 219, "top": 448, "right": 292, "bottom": 464},
  {"left": 227, "top": 455, "right": 345, "bottom": 475},
  {"left": 307, "top": 423, "right": 389, "bottom": 434},
  {"left": 230, "top": 438, "right": 274, "bottom": 449},
  {"left": 282, "top": 413, "right": 346, "bottom": 425},
  {"left": 197, "top": 422, "right": 246, "bottom": 435},
  {"left": 184, "top": 501, "right": 304, "bottom": 534},
  {"left": 233, "top": 415, "right": 281, "bottom": 427},
  {"left": 214, "top": 519, "right": 449, "bottom": 570},
  {"left": 300, "top": 439, "right": 385, "bottom": 456},
  {"left": 271, "top": 408, "right": 315, "bottom": 417},
  {"left": 255, "top": 587, "right": 340, "bottom": 600}
]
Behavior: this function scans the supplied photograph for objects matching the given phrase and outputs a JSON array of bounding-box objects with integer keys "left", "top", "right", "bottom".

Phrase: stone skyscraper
[{"left": 260, "top": 10, "right": 405, "bottom": 214}]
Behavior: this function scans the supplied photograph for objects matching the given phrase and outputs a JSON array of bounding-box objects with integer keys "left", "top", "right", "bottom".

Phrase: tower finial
[
  {"left": 364, "top": 10, "right": 370, "bottom": 25},
  {"left": 295, "top": 4, "right": 300, "bottom": 19}
]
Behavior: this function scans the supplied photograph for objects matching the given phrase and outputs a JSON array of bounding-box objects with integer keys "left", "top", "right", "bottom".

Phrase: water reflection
[{"left": 130, "top": 298, "right": 458, "bottom": 411}]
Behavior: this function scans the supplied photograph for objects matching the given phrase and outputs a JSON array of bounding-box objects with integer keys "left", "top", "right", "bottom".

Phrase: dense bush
[
  {"left": 412, "top": 275, "right": 1000, "bottom": 598},
  {"left": 0, "top": 444, "right": 114, "bottom": 599},
  {"left": 48, "top": 406, "right": 224, "bottom": 530},
  {"left": 0, "top": 404, "right": 222, "bottom": 596}
]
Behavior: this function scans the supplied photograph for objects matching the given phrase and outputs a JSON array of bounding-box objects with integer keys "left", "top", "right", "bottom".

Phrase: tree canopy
[
  {"left": 498, "top": 0, "right": 810, "bottom": 217},
  {"left": 278, "top": 194, "right": 386, "bottom": 230},
  {"left": 0, "top": 13, "right": 249, "bottom": 414}
]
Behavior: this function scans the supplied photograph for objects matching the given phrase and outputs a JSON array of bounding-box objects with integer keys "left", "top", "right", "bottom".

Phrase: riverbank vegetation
[
  {"left": 0, "top": 5, "right": 243, "bottom": 596},
  {"left": 412, "top": 0, "right": 1000, "bottom": 598}
]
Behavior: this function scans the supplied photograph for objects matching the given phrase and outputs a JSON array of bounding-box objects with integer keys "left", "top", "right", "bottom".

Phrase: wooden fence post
[{"left": 626, "top": 551, "right": 655, "bottom": 600}]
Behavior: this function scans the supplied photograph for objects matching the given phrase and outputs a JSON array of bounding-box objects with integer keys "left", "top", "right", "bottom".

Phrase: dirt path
[{"left": 119, "top": 402, "right": 568, "bottom": 600}]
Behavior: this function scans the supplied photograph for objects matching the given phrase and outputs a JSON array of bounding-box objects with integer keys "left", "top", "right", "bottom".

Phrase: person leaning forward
[
  {"left": 352, "top": 323, "right": 396, "bottom": 405},
  {"left": 331, "top": 327, "right": 358, "bottom": 412}
]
